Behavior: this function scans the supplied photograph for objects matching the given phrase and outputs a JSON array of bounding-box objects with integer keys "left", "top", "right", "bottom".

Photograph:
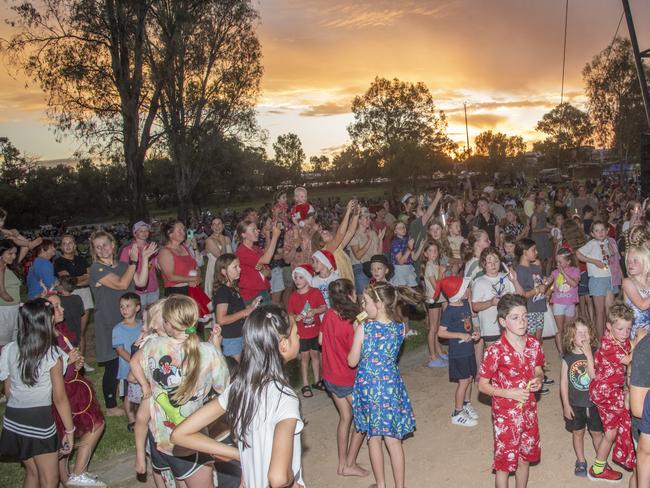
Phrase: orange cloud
[
  {"left": 300, "top": 101, "right": 351, "bottom": 116},
  {"left": 448, "top": 112, "right": 509, "bottom": 129}
]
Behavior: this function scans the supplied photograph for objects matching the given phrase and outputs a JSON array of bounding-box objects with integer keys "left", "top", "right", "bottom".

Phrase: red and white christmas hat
[
  {"left": 434, "top": 275, "right": 471, "bottom": 303},
  {"left": 312, "top": 249, "right": 337, "bottom": 270},
  {"left": 292, "top": 264, "right": 315, "bottom": 285}
]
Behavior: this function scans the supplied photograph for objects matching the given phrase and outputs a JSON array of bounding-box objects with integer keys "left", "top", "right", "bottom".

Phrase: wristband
[
  {"left": 65, "top": 426, "right": 76, "bottom": 434},
  {"left": 129, "top": 260, "right": 138, "bottom": 266}
]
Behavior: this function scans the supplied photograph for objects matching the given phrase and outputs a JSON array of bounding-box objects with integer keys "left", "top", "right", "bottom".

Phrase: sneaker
[
  {"left": 83, "top": 364, "right": 95, "bottom": 373},
  {"left": 427, "top": 357, "right": 448, "bottom": 368},
  {"left": 539, "top": 386, "right": 550, "bottom": 395},
  {"left": 451, "top": 410, "right": 477, "bottom": 427},
  {"left": 543, "top": 375, "right": 554, "bottom": 385},
  {"left": 67, "top": 472, "right": 107, "bottom": 487},
  {"left": 463, "top": 402, "right": 479, "bottom": 420},
  {"left": 587, "top": 465, "right": 623, "bottom": 482},
  {"left": 574, "top": 460, "right": 587, "bottom": 477},
  {"left": 405, "top": 329, "right": 419, "bottom": 337},
  {"left": 440, "top": 353, "right": 449, "bottom": 360}
]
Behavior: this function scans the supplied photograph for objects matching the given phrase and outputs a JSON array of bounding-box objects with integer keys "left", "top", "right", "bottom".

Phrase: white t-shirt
[
  {"left": 0, "top": 342, "right": 67, "bottom": 408},
  {"left": 471, "top": 273, "right": 515, "bottom": 337},
  {"left": 424, "top": 261, "right": 442, "bottom": 303},
  {"left": 219, "top": 381, "right": 304, "bottom": 488},
  {"left": 312, "top": 271, "right": 340, "bottom": 308},
  {"left": 578, "top": 239, "right": 611, "bottom": 278}
]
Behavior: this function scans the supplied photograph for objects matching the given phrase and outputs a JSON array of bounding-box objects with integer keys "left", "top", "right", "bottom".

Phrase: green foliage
[
  {"left": 309, "top": 155, "right": 330, "bottom": 173},
  {"left": 472, "top": 130, "right": 525, "bottom": 173},
  {"left": 273, "top": 133, "right": 305, "bottom": 179},
  {"left": 535, "top": 103, "right": 592, "bottom": 164}
]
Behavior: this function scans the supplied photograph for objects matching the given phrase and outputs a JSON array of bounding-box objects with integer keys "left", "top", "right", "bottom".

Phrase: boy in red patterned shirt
[{"left": 479, "top": 294, "right": 545, "bottom": 488}]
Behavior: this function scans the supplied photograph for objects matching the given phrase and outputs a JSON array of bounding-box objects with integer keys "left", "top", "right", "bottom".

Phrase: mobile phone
[{"left": 186, "top": 229, "right": 194, "bottom": 240}]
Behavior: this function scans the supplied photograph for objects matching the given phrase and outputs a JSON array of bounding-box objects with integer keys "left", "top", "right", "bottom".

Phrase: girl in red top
[
  {"left": 235, "top": 219, "right": 281, "bottom": 303},
  {"left": 588, "top": 302, "right": 636, "bottom": 481},
  {"left": 319, "top": 278, "right": 368, "bottom": 478}
]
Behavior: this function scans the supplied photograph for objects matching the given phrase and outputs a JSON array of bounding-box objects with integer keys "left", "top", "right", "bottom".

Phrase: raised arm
[{"left": 259, "top": 224, "right": 282, "bottom": 265}]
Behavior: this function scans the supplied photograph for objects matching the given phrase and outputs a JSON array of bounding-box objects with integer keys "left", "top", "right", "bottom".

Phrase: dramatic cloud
[
  {"left": 300, "top": 101, "right": 351, "bottom": 117},
  {"left": 447, "top": 113, "right": 509, "bottom": 129}
]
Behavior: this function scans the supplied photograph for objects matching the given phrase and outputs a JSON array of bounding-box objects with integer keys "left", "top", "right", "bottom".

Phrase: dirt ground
[{"left": 300, "top": 340, "right": 633, "bottom": 488}]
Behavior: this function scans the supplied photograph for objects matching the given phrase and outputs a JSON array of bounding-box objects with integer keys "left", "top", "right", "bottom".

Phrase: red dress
[
  {"left": 589, "top": 335, "right": 636, "bottom": 469},
  {"left": 479, "top": 334, "right": 545, "bottom": 473},
  {"left": 53, "top": 323, "right": 104, "bottom": 436}
]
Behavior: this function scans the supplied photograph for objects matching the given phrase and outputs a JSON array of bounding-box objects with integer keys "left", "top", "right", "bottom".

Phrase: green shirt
[{"left": 0, "top": 269, "right": 20, "bottom": 306}]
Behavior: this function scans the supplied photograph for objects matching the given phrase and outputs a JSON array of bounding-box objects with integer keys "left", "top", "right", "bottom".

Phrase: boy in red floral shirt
[{"left": 479, "top": 294, "right": 545, "bottom": 488}]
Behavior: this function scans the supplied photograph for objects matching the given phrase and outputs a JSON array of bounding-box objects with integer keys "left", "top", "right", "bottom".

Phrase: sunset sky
[{"left": 0, "top": 0, "right": 649, "bottom": 162}]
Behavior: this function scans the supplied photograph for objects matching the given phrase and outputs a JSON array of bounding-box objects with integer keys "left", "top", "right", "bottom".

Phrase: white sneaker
[
  {"left": 463, "top": 402, "right": 479, "bottom": 420},
  {"left": 67, "top": 473, "right": 107, "bottom": 487},
  {"left": 451, "top": 410, "right": 478, "bottom": 427},
  {"left": 405, "top": 329, "right": 419, "bottom": 337},
  {"left": 84, "top": 364, "right": 95, "bottom": 373}
]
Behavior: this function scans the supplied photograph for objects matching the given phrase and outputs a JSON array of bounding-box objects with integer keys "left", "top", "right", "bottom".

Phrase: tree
[
  {"left": 473, "top": 131, "right": 525, "bottom": 174},
  {"left": 309, "top": 155, "right": 330, "bottom": 173},
  {"left": 4, "top": 0, "right": 164, "bottom": 222},
  {"left": 535, "top": 103, "right": 592, "bottom": 164},
  {"left": 148, "top": 0, "right": 262, "bottom": 221},
  {"left": 347, "top": 77, "right": 453, "bottom": 186},
  {"left": 273, "top": 133, "right": 305, "bottom": 179},
  {"left": 583, "top": 37, "right": 649, "bottom": 162}
]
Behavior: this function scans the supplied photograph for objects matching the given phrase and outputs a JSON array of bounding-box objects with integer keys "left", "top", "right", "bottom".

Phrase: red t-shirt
[
  {"left": 320, "top": 309, "right": 356, "bottom": 386},
  {"left": 236, "top": 244, "right": 269, "bottom": 301},
  {"left": 287, "top": 287, "right": 325, "bottom": 339}
]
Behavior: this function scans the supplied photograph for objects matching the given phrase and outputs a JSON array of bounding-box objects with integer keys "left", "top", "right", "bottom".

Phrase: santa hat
[
  {"left": 312, "top": 249, "right": 337, "bottom": 270},
  {"left": 400, "top": 193, "right": 413, "bottom": 205},
  {"left": 292, "top": 264, "right": 314, "bottom": 285},
  {"left": 434, "top": 276, "right": 471, "bottom": 303}
]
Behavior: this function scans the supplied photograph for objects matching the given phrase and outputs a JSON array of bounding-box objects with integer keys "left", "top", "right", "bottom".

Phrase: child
[
  {"left": 550, "top": 248, "right": 580, "bottom": 355},
  {"left": 471, "top": 247, "right": 523, "bottom": 371},
  {"left": 502, "top": 235, "right": 517, "bottom": 267},
  {"left": 447, "top": 218, "right": 465, "bottom": 275},
  {"left": 319, "top": 279, "right": 368, "bottom": 477},
  {"left": 577, "top": 220, "right": 615, "bottom": 338},
  {"left": 140, "top": 295, "right": 229, "bottom": 486},
  {"left": 271, "top": 189, "right": 289, "bottom": 225},
  {"left": 559, "top": 318, "right": 603, "bottom": 477},
  {"left": 422, "top": 240, "right": 448, "bottom": 368},
  {"left": 312, "top": 249, "right": 341, "bottom": 307},
  {"left": 56, "top": 276, "right": 85, "bottom": 347},
  {"left": 0, "top": 299, "right": 75, "bottom": 488},
  {"left": 551, "top": 213, "right": 565, "bottom": 254},
  {"left": 171, "top": 305, "right": 304, "bottom": 488},
  {"left": 112, "top": 292, "right": 144, "bottom": 430},
  {"left": 389, "top": 221, "right": 418, "bottom": 286},
  {"left": 362, "top": 254, "right": 393, "bottom": 284},
  {"left": 436, "top": 276, "right": 480, "bottom": 426},
  {"left": 514, "top": 239, "right": 549, "bottom": 345},
  {"left": 290, "top": 186, "right": 315, "bottom": 227},
  {"left": 348, "top": 282, "right": 418, "bottom": 488},
  {"left": 462, "top": 229, "right": 491, "bottom": 281},
  {"left": 622, "top": 245, "right": 650, "bottom": 340},
  {"left": 478, "top": 294, "right": 545, "bottom": 488},
  {"left": 212, "top": 253, "right": 258, "bottom": 362},
  {"left": 588, "top": 302, "right": 636, "bottom": 481},
  {"left": 287, "top": 264, "right": 327, "bottom": 397}
]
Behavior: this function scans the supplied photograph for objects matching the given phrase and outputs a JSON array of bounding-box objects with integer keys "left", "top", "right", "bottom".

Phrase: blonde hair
[
  {"left": 562, "top": 317, "right": 598, "bottom": 354},
  {"left": 607, "top": 301, "right": 634, "bottom": 324},
  {"left": 625, "top": 246, "right": 650, "bottom": 282},
  {"left": 89, "top": 231, "right": 116, "bottom": 262},
  {"left": 145, "top": 299, "right": 167, "bottom": 334},
  {"left": 163, "top": 295, "right": 201, "bottom": 405}
]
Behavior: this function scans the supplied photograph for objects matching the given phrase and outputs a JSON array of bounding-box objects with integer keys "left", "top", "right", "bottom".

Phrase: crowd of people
[{"left": 1, "top": 175, "right": 650, "bottom": 487}]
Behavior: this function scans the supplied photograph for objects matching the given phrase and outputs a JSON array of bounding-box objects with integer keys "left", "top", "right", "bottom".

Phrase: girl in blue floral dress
[{"left": 348, "top": 282, "right": 418, "bottom": 488}]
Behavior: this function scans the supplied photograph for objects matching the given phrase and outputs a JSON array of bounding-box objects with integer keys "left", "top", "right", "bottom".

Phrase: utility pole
[
  {"left": 621, "top": 0, "right": 650, "bottom": 196},
  {"left": 464, "top": 102, "right": 470, "bottom": 154}
]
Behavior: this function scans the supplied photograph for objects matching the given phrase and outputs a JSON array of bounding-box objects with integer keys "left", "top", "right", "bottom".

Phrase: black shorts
[
  {"left": 449, "top": 355, "right": 477, "bottom": 382},
  {"left": 299, "top": 337, "right": 320, "bottom": 353},
  {"left": 0, "top": 406, "right": 59, "bottom": 461},
  {"left": 482, "top": 334, "right": 501, "bottom": 343},
  {"left": 564, "top": 405, "right": 603, "bottom": 433},
  {"left": 147, "top": 431, "right": 213, "bottom": 480},
  {"left": 426, "top": 302, "right": 442, "bottom": 310}
]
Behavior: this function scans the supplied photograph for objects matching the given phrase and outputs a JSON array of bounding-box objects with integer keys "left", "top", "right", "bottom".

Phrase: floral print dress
[{"left": 352, "top": 319, "right": 415, "bottom": 439}]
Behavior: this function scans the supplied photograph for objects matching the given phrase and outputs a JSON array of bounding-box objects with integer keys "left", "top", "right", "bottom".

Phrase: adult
[
  {"left": 236, "top": 219, "right": 281, "bottom": 304},
  {"left": 474, "top": 198, "right": 500, "bottom": 249},
  {"left": 119, "top": 221, "right": 160, "bottom": 307},
  {"left": 348, "top": 207, "right": 382, "bottom": 293},
  {"left": 569, "top": 184, "right": 598, "bottom": 215},
  {"left": 158, "top": 221, "right": 201, "bottom": 297},
  {"left": 501, "top": 208, "right": 528, "bottom": 241},
  {"left": 26, "top": 239, "right": 57, "bottom": 299},
  {"left": 313, "top": 200, "right": 359, "bottom": 284},
  {"left": 203, "top": 217, "right": 232, "bottom": 298},
  {"left": 0, "top": 240, "right": 20, "bottom": 350},
  {"left": 54, "top": 234, "right": 93, "bottom": 362},
  {"left": 88, "top": 230, "right": 156, "bottom": 416}
]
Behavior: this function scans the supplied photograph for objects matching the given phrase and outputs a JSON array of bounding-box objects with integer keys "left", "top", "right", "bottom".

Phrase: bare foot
[
  {"left": 340, "top": 464, "right": 370, "bottom": 477},
  {"left": 106, "top": 407, "right": 125, "bottom": 417}
]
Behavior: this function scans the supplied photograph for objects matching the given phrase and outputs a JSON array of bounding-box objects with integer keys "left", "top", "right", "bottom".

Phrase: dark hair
[
  {"left": 365, "top": 282, "right": 421, "bottom": 322},
  {"left": 515, "top": 237, "right": 536, "bottom": 259},
  {"left": 561, "top": 219, "right": 586, "bottom": 250},
  {"left": 120, "top": 292, "right": 141, "bottom": 306},
  {"left": 227, "top": 304, "right": 298, "bottom": 448},
  {"left": 214, "top": 253, "right": 239, "bottom": 290},
  {"left": 17, "top": 299, "right": 57, "bottom": 386},
  {"left": 503, "top": 235, "right": 517, "bottom": 246},
  {"left": 0, "top": 239, "right": 18, "bottom": 270},
  {"left": 34, "top": 239, "right": 55, "bottom": 256},
  {"left": 57, "top": 275, "right": 77, "bottom": 293},
  {"left": 329, "top": 279, "right": 359, "bottom": 321},
  {"left": 479, "top": 246, "right": 502, "bottom": 270},
  {"left": 555, "top": 247, "right": 577, "bottom": 267},
  {"left": 496, "top": 293, "right": 527, "bottom": 321},
  {"left": 582, "top": 205, "right": 594, "bottom": 215},
  {"left": 0, "top": 208, "right": 7, "bottom": 220}
]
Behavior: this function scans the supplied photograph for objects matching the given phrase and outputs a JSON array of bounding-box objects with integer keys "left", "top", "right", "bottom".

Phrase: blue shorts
[
  {"left": 641, "top": 392, "right": 650, "bottom": 436},
  {"left": 588, "top": 276, "right": 613, "bottom": 297},
  {"left": 552, "top": 303, "right": 576, "bottom": 317},
  {"left": 323, "top": 379, "right": 353, "bottom": 399},
  {"left": 270, "top": 267, "right": 285, "bottom": 294},
  {"left": 578, "top": 271, "right": 589, "bottom": 296},
  {"left": 221, "top": 336, "right": 243, "bottom": 357},
  {"left": 448, "top": 355, "right": 476, "bottom": 381}
]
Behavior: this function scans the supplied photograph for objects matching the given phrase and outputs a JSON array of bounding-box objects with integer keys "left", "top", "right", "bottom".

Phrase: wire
[
  {"left": 560, "top": 0, "right": 569, "bottom": 105},
  {"left": 605, "top": 11, "right": 625, "bottom": 65}
]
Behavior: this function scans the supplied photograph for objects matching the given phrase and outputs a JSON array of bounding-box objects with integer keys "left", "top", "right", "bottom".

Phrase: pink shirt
[
  {"left": 550, "top": 266, "right": 580, "bottom": 305},
  {"left": 119, "top": 242, "right": 159, "bottom": 294}
]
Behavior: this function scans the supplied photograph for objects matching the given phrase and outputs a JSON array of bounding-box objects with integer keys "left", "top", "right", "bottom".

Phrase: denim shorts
[
  {"left": 323, "top": 379, "right": 353, "bottom": 399},
  {"left": 588, "top": 276, "right": 613, "bottom": 297},
  {"left": 270, "top": 267, "right": 285, "bottom": 294},
  {"left": 552, "top": 303, "right": 576, "bottom": 317},
  {"left": 221, "top": 336, "right": 243, "bottom": 357}
]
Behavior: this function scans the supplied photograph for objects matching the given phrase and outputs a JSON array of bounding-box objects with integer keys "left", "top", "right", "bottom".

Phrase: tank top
[
  {"left": 162, "top": 246, "right": 197, "bottom": 288},
  {"left": 563, "top": 350, "right": 595, "bottom": 408},
  {"left": 625, "top": 280, "right": 650, "bottom": 340}
]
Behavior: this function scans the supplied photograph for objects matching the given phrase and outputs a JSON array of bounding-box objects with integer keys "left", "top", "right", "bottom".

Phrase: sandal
[
  {"left": 311, "top": 380, "right": 326, "bottom": 391},
  {"left": 127, "top": 422, "right": 135, "bottom": 433},
  {"left": 301, "top": 385, "right": 313, "bottom": 398}
]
